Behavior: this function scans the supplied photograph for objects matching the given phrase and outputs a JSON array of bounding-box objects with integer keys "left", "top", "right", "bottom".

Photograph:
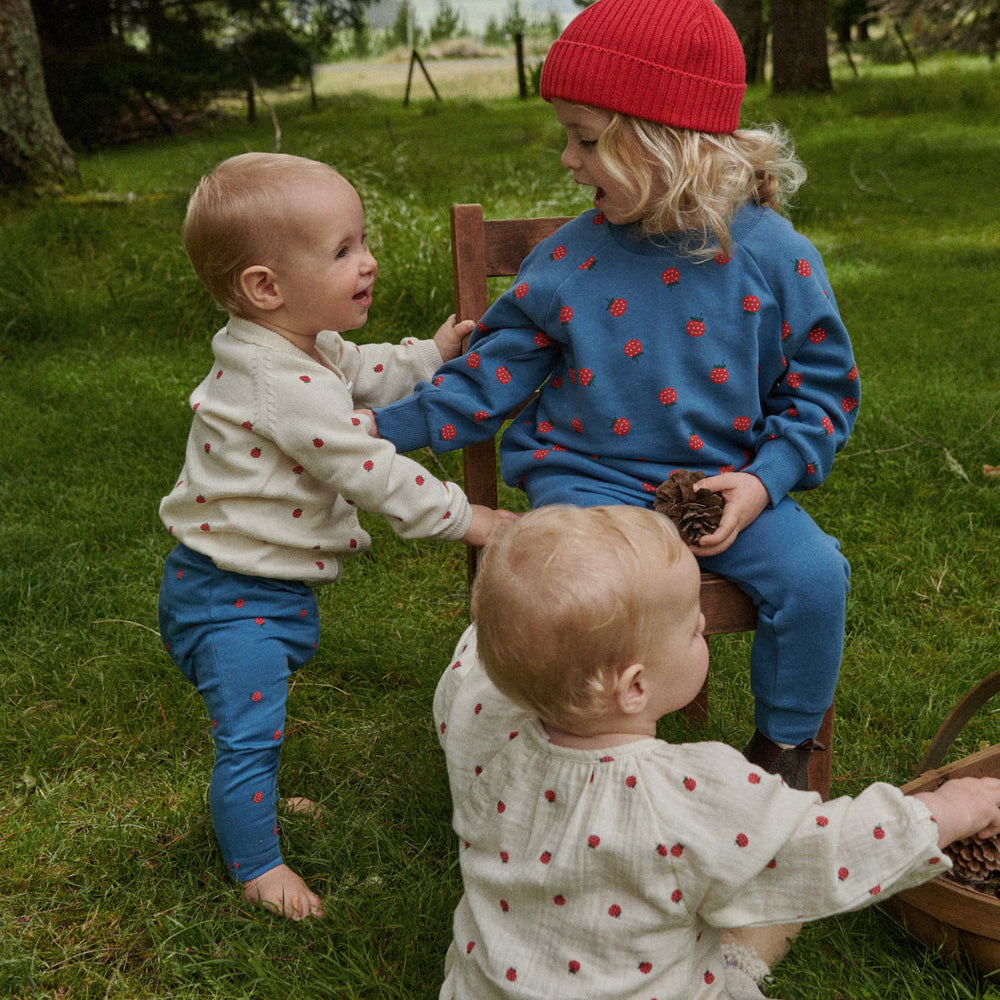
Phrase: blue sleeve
[
  {"left": 374, "top": 256, "right": 563, "bottom": 454},
  {"left": 745, "top": 225, "right": 859, "bottom": 500}
]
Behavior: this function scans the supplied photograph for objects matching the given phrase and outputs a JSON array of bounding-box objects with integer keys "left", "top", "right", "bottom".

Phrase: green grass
[{"left": 3, "top": 57, "right": 1000, "bottom": 999}]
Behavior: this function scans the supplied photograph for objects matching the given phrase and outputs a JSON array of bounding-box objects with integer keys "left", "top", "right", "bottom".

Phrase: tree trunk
[
  {"left": 771, "top": 0, "right": 832, "bottom": 93},
  {"left": 716, "top": 0, "right": 767, "bottom": 84},
  {"left": 0, "top": 0, "right": 76, "bottom": 187}
]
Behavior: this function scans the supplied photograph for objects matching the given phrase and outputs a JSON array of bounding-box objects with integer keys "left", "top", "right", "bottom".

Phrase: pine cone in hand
[
  {"left": 945, "top": 834, "right": 1000, "bottom": 885},
  {"left": 653, "top": 470, "right": 725, "bottom": 545}
]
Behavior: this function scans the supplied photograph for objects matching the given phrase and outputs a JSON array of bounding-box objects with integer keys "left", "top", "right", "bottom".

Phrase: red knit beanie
[{"left": 540, "top": 0, "right": 746, "bottom": 134}]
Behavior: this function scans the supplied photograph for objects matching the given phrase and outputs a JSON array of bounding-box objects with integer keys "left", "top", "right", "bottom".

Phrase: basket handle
[{"left": 917, "top": 669, "right": 1000, "bottom": 775}]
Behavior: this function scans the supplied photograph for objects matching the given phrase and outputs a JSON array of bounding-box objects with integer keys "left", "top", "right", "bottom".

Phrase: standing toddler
[{"left": 158, "top": 152, "right": 512, "bottom": 919}]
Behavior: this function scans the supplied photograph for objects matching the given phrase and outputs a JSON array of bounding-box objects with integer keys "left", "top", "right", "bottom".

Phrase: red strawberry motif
[
  {"left": 363, "top": 459, "right": 374, "bottom": 471},
  {"left": 625, "top": 774, "right": 637, "bottom": 787},
  {"left": 714, "top": 252, "right": 731, "bottom": 265},
  {"left": 540, "top": 850, "right": 552, "bottom": 864},
  {"left": 312, "top": 438, "right": 324, "bottom": 448},
  {"left": 292, "top": 508, "right": 303, "bottom": 518},
  {"left": 612, "top": 418, "right": 630, "bottom": 437},
  {"left": 500, "top": 851, "right": 509, "bottom": 862},
  {"left": 639, "top": 961, "right": 653, "bottom": 975},
  {"left": 234, "top": 598, "right": 245, "bottom": 608},
  {"left": 551, "top": 245, "right": 567, "bottom": 261},
  {"left": 251, "top": 691, "right": 263, "bottom": 701},
  {"left": 816, "top": 815, "right": 829, "bottom": 827},
  {"left": 506, "top": 968, "right": 517, "bottom": 982},
  {"left": 497, "top": 801, "right": 506, "bottom": 813},
  {"left": 623, "top": 338, "right": 642, "bottom": 358},
  {"left": 608, "top": 904, "right": 622, "bottom": 918},
  {"left": 571, "top": 417, "right": 583, "bottom": 432},
  {"left": 656, "top": 844, "right": 669, "bottom": 857},
  {"left": 808, "top": 327, "right": 827, "bottom": 343},
  {"left": 534, "top": 331, "right": 552, "bottom": 347},
  {"left": 847, "top": 364, "right": 858, "bottom": 381},
  {"left": 196, "top": 495, "right": 206, "bottom": 504},
  {"left": 873, "top": 825, "right": 885, "bottom": 840},
  {"left": 252, "top": 791, "right": 263, "bottom": 803},
  {"left": 710, "top": 364, "right": 729, "bottom": 384},
  {"left": 299, "top": 375, "right": 311, "bottom": 383},
  {"left": 607, "top": 297, "right": 628, "bottom": 317},
  {"left": 662, "top": 267, "right": 680, "bottom": 287},
  {"left": 577, "top": 368, "right": 594, "bottom": 386},
  {"left": 433, "top": 375, "right": 444, "bottom": 386},
  {"left": 842, "top": 396, "right": 858, "bottom": 413},
  {"left": 689, "top": 434, "right": 704, "bottom": 451},
  {"left": 415, "top": 475, "right": 425, "bottom": 485},
  {"left": 785, "top": 371, "right": 802, "bottom": 389},
  {"left": 578, "top": 256, "right": 596, "bottom": 270},
  {"left": 466, "top": 352, "right": 481, "bottom": 368},
  {"left": 474, "top": 410, "right": 489, "bottom": 422},
  {"left": 533, "top": 449, "right": 550, "bottom": 460},
  {"left": 204, "top": 442, "right": 211, "bottom": 453},
  {"left": 568, "top": 960, "right": 580, "bottom": 974},
  {"left": 686, "top": 316, "right": 705, "bottom": 337},
  {"left": 514, "top": 282, "right": 528, "bottom": 299},
  {"left": 373, "top": 364, "right": 383, "bottom": 373},
  {"left": 795, "top": 258, "right": 812, "bottom": 276},
  {"left": 500, "top": 898, "right": 509, "bottom": 911},
  {"left": 704, "top": 971, "right": 716, "bottom": 985},
  {"left": 747, "top": 771, "right": 760, "bottom": 783},
  {"left": 671, "top": 888, "right": 683, "bottom": 903},
  {"left": 199, "top": 523, "right": 210, "bottom": 531},
  {"left": 495, "top": 366, "right": 512, "bottom": 384},
  {"left": 736, "top": 832, "right": 749, "bottom": 848},
  {"left": 241, "top": 420, "right": 252, "bottom": 429},
  {"left": 250, "top": 447, "right": 262, "bottom": 458},
  {"left": 869, "top": 885, "right": 882, "bottom": 896},
  {"left": 683, "top": 776, "right": 696, "bottom": 791},
  {"left": 553, "top": 894, "right": 566, "bottom": 906},
  {"left": 593, "top": 212, "right": 607, "bottom": 225},
  {"left": 659, "top": 387, "right": 677, "bottom": 406},
  {"left": 292, "top": 464, "right": 303, "bottom": 474},
  {"left": 733, "top": 416, "right": 751, "bottom": 432},
  {"left": 587, "top": 834, "right": 600, "bottom": 849},
  {"left": 781, "top": 321, "right": 791, "bottom": 340},
  {"left": 466, "top": 941, "right": 475, "bottom": 954},
  {"left": 742, "top": 295, "right": 761, "bottom": 314},
  {"left": 440, "top": 424, "right": 457, "bottom": 441},
  {"left": 544, "top": 789, "right": 556, "bottom": 802},
  {"left": 670, "top": 843, "right": 683, "bottom": 857},
  {"left": 538, "top": 421, "right": 553, "bottom": 433},
  {"left": 838, "top": 867, "right": 850, "bottom": 881},
  {"left": 822, "top": 416, "right": 834, "bottom": 435}
]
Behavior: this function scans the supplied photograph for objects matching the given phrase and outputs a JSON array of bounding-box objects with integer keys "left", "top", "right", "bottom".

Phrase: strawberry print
[
  {"left": 544, "top": 789, "right": 556, "bottom": 802},
  {"left": 781, "top": 321, "right": 791, "bottom": 340},
  {"left": 551, "top": 245, "right": 567, "bottom": 261},
  {"left": 514, "top": 282, "right": 528, "bottom": 299},
  {"left": 704, "top": 971, "right": 716, "bottom": 985},
  {"left": 688, "top": 434, "right": 704, "bottom": 451},
  {"left": 250, "top": 447, "right": 261, "bottom": 458},
  {"left": 742, "top": 295, "right": 761, "bottom": 314},
  {"left": 568, "top": 960, "right": 580, "bottom": 974},
  {"left": 539, "top": 850, "right": 552, "bottom": 864},
  {"left": 577, "top": 368, "right": 594, "bottom": 387},
  {"left": 571, "top": 417, "right": 583, "bottom": 432},
  {"left": 363, "top": 459, "right": 374, "bottom": 471},
  {"left": 736, "top": 832, "right": 749, "bottom": 848},
  {"left": 873, "top": 825, "right": 885, "bottom": 840},
  {"left": 733, "top": 415, "right": 751, "bottom": 432},
  {"left": 608, "top": 904, "right": 622, "bottom": 918},
  {"left": 623, "top": 338, "right": 642, "bottom": 358},
  {"left": 593, "top": 212, "right": 607, "bottom": 225},
  {"left": 607, "top": 297, "right": 628, "bottom": 317},
  {"left": 466, "top": 352, "right": 481, "bottom": 368},
  {"left": 553, "top": 894, "right": 566, "bottom": 906},
  {"left": 686, "top": 316, "right": 705, "bottom": 337},
  {"left": 312, "top": 437, "right": 324, "bottom": 448},
  {"left": 785, "top": 371, "right": 802, "bottom": 389},
  {"left": 795, "top": 258, "right": 812, "bottom": 276},
  {"left": 474, "top": 410, "right": 489, "bottom": 422},
  {"left": 710, "top": 363, "right": 729, "bottom": 384},
  {"left": 578, "top": 256, "right": 596, "bottom": 270},
  {"left": 496, "top": 366, "right": 512, "bottom": 385},
  {"left": 659, "top": 387, "right": 677, "bottom": 406},
  {"left": 683, "top": 776, "right": 696, "bottom": 791},
  {"left": 299, "top": 375, "right": 311, "bottom": 383},
  {"left": 822, "top": 416, "right": 834, "bottom": 435},
  {"left": 639, "top": 962, "right": 653, "bottom": 975},
  {"left": 838, "top": 867, "right": 850, "bottom": 881},
  {"left": 537, "top": 421, "right": 553, "bottom": 434},
  {"left": 662, "top": 266, "right": 680, "bottom": 287},
  {"left": 847, "top": 364, "right": 858, "bottom": 381},
  {"left": 533, "top": 449, "right": 549, "bottom": 460},
  {"left": 714, "top": 252, "right": 731, "bottom": 265},
  {"left": 842, "top": 396, "right": 858, "bottom": 413},
  {"left": 534, "top": 331, "right": 552, "bottom": 347},
  {"left": 587, "top": 834, "right": 600, "bottom": 849},
  {"left": 506, "top": 968, "right": 517, "bottom": 982},
  {"left": 612, "top": 418, "right": 630, "bottom": 437},
  {"left": 808, "top": 327, "right": 827, "bottom": 343}
]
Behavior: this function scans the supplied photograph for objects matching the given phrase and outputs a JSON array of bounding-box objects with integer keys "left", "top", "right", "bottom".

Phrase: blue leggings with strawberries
[{"left": 158, "top": 544, "right": 319, "bottom": 883}]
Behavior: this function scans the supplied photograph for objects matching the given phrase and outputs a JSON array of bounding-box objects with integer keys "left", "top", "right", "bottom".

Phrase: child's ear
[
  {"left": 239, "top": 265, "right": 282, "bottom": 311},
  {"left": 616, "top": 663, "right": 648, "bottom": 715}
]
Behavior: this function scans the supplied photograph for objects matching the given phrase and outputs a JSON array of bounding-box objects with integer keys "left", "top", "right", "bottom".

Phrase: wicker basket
[{"left": 882, "top": 670, "right": 1000, "bottom": 977}]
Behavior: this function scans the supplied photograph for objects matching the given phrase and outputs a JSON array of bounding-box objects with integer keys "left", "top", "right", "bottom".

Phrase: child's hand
[
  {"left": 353, "top": 409, "right": 380, "bottom": 437},
  {"left": 434, "top": 314, "right": 476, "bottom": 363},
  {"left": 914, "top": 776, "right": 1000, "bottom": 848},
  {"left": 462, "top": 505, "right": 519, "bottom": 548},
  {"left": 690, "top": 472, "right": 769, "bottom": 556}
]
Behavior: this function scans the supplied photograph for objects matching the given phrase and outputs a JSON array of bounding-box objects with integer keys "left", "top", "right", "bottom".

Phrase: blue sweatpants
[
  {"left": 526, "top": 474, "right": 850, "bottom": 745},
  {"left": 158, "top": 544, "right": 319, "bottom": 882}
]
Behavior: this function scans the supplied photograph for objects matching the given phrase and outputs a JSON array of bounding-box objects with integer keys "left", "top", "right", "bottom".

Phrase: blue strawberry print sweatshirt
[{"left": 374, "top": 204, "right": 859, "bottom": 506}]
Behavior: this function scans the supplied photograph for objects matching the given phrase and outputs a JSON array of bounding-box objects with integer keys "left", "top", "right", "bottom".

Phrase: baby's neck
[{"left": 542, "top": 720, "right": 654, "bottom": 750}]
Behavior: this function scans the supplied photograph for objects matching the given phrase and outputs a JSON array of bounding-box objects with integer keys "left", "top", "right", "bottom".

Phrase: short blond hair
[
  {"left": 471, "top": 505, "right": 687, "bottom": 730},
  {"left": 596, "top": 116, "right": 807, "bottom": 257},
  {"left": 183, "top": 152, "right": 342, "bottom": 314}
]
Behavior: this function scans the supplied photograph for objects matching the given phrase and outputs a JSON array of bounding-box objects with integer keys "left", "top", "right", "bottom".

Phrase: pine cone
[
  {"left": 653, "top": 469, "right": 726, "bottom": 545},
  {"left": 944, "top": 834, "right": 1000, "bottom": 884}
]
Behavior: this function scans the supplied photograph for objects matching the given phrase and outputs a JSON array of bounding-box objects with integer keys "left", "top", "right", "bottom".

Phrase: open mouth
[{"left": 353, "top": 286, "right": 373, "bottom": 308}]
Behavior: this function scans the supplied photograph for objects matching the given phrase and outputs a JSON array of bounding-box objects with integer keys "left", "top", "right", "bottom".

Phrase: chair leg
[{"left": 808, "top": 700, "right": 835, "bottom": 801}]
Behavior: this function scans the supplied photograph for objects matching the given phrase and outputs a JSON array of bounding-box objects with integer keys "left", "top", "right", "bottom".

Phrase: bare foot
[
  {"left": 280, "top": 796, "right": 326, "bottom": 826},
  {"left": 241, "top": 863, "right": 324, "bottom": 921}
]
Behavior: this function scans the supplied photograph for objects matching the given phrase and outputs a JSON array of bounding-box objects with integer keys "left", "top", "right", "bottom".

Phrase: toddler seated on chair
[{"left": 433, "top": 504, "right": 1000, "bottom": 998}]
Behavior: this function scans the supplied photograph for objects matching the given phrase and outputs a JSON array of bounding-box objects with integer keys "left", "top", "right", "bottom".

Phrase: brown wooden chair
[{"left": 449, "top": 202, "right": 833, "bottom": 798}]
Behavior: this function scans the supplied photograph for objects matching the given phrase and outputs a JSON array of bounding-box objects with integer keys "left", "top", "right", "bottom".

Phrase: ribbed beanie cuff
[{"left": 540, "top": 0, "right": 746, "bottom": 134}]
